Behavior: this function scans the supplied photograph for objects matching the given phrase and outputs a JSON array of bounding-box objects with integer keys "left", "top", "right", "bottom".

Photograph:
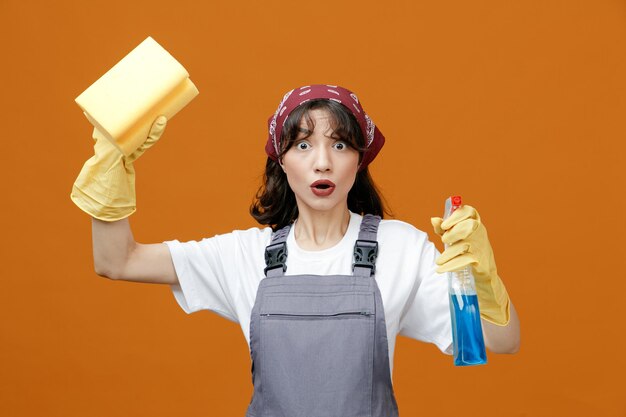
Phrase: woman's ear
[{"left": 279, "top": 158, "right": 286, "bottom": 173}]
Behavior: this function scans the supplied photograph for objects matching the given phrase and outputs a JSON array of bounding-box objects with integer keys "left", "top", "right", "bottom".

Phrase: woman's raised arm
[
  {"left": 71, "top": 117, "right": 176, "bottom": 284},
  {"left": 91, "top": 217, "right": 178, "bottom": 285}
]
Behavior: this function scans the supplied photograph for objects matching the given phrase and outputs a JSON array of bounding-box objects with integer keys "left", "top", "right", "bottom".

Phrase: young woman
[{"left": 71, "top": 84, "right": 520, "bottom": 416}]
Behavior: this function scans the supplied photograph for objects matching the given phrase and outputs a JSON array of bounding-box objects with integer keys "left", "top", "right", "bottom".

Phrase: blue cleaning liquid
[{"left": 449, "top": 294, "right": 487, "bottom": 366}]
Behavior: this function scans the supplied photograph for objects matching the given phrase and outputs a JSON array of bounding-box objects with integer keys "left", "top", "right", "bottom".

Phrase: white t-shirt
[{"left": 164, "top": 211, "right": 453, "bottom": 376}]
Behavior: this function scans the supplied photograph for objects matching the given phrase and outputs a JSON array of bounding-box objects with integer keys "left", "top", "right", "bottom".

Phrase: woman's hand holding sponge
[{"left": 70, "top": 117, "right": 167, "bottom": 222}]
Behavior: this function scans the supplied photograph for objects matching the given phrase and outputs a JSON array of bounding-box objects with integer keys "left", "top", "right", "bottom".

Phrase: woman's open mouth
[{"left": 310, "top": 180, "right": 336, "bottom": 197}]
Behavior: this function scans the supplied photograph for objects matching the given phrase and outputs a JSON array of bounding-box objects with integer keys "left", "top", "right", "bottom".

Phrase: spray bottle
[{"left": 444, "top": 195, "right": 487, "bottom": 366}]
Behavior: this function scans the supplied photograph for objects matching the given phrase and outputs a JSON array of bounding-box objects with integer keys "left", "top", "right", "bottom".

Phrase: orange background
[{"left": 1, "top": 0, "right": 625, "bottom": 416}]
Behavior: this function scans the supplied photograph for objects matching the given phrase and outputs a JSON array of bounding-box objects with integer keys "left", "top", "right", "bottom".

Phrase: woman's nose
[{"left": 313, "top": 147, "right": 332, "bottom": 172}]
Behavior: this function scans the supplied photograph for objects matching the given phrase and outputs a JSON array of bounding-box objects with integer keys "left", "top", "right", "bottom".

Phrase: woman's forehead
[{"left": 298, "top": 108, "right": 336, "bottom": 127}]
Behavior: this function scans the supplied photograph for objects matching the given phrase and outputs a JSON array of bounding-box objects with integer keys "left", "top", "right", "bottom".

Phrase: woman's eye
[
  {"left": 296, "top": 142, "right": 309, "bottom": 150},
  {"left": 333, "top": 141, "right": 347, "bottom": 150}
]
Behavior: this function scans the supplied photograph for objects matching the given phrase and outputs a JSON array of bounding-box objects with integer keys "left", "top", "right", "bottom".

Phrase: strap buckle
[
  {"left": 264, "top": 242, "right": 287, "bottom": 276},
  {"left": 352, "top": 239, "right": 378, "bottom": 276}
]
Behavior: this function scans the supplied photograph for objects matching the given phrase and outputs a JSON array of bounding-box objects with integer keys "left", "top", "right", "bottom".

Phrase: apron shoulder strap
[
  {"left": 353, "top": 214, "right": 381, "bottom": 277},
  {"left": 265, "top": 214, "right": 382, "bottom": 278},
  {"left": 264, "top": 224, "right": 290, "bottom": 278}
]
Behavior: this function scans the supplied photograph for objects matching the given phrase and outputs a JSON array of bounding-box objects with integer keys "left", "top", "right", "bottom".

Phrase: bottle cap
[
  {"left": 444, "top": 195, "right": 464, "bottom": 219},
  {"left": 450, "top": 195, "right": 463, "bottom": 213}
]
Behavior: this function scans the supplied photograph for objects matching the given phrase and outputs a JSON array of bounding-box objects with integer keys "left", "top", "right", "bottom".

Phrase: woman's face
[{"left": 280, "top": 108, "right": 360, "bottom": 216}]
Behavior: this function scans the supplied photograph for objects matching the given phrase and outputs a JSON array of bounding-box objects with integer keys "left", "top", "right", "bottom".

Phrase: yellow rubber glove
[
  {"left": 70, "top": 116, "right": 167, "bottom": 221},
  {"left": 430, "top": 205, "right": 511, "bottom": 325}
]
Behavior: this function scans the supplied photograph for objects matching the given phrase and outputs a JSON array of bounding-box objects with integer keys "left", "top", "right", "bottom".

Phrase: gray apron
[{"left": 245, "top": 214, "right": 399, "bottom": 417}]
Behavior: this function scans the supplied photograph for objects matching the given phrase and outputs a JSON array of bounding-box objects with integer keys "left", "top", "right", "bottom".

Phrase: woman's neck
[{"left": 294, "top": 206, "right": 351, "bottom": 251}]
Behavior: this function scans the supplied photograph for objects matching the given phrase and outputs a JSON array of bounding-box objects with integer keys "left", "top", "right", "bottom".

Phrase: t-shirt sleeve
[
  {"left": 164, "top": 236, "right": 238, "bottom": 322},
  {"left": 164, "top": 228, "right": 270, "bottom": 323},
  {"left": 399, "top": 236, "right": 453, "bottom": 355}
]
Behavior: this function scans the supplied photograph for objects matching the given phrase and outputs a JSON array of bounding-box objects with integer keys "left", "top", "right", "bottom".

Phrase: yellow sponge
[{"left": 75, "top": 36, "right": 199, "bottom": 155}]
